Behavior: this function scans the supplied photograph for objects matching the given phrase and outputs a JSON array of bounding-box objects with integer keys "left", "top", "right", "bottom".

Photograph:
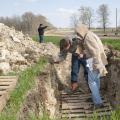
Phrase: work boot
[
  {"left": 90, "top": 104, "right": 104, "bottom": 110},
  {"left": 86, "top": 98, "right": 93, "bottom": 102},
  {"left": 71, "top": 82, "right": 78, "bottom": 92}
]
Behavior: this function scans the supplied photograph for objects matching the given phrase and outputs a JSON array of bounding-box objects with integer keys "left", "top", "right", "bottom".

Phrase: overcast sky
[{"left": 0, "top": 0, "right": 120, "bottom": 28}]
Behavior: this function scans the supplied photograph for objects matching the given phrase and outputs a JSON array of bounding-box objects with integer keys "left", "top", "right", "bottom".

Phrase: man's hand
[
  {"left": 49, "top": 58, "right": 60, "bottom": 64},
  {"left": 78, "top": 54, "right": 84, "bottom": 59}
]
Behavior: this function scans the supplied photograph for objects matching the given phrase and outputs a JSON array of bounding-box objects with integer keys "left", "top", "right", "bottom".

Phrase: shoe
[
  {"left": 86, "top": 98, "right": 92, "bottom": 102},
  {"left": 90, "top": 104, "right": 104, "bottom": 110},
  {"left": 71, "top": 82, "right": 78, "bottom": 92},
  {"left": 94, "top": 104, "right": 104, "bottom": 109}
]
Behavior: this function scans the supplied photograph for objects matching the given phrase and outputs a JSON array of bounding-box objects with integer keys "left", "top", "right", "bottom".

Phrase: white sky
[{"left": 0, "top": 0, "right": 120, "bottom": 28}]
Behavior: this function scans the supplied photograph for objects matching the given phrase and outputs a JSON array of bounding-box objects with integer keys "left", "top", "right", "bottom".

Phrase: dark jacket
[{"left": 38, "top": 26, "right": 47, "bottom": 35}]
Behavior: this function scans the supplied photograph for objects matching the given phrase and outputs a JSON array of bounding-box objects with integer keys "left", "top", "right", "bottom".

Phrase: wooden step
[{"left": 0, "top": 76, "right": 18, "bottom": 112}]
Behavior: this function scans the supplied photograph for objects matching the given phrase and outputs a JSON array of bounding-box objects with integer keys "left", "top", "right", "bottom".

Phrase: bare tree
[
  {"left": 79, "top": 6, "right": 94, "bottom": 29},
  {"left": 70, "top": 13, "right": 79, "bottom": 28},
  {"left": 97, "top": 4, "right": 110, "bottom": 33},
  {"left": 22, "top": 12, "right": 35, "bottom": 34},
  {"left": 0, "top": 12, "right": 54, "bottom": 35}
]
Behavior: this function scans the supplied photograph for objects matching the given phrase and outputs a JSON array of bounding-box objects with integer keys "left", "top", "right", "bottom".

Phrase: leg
[
  {"left": 39, "top": 35, "right": 41, "bottom": 43},
  {"left": 71, "top": 54, "right": 80, "bottom": 91},
  {"left": 71, "top": 54, "right": 79, "bottom": 82},
  {"left": 80, "top": 58, "right": 88, "bottom": 81},
  {"left": 87, "top": 69, "right": 102, "bottom": 105},
  {"left": 40, "top": 35, "right": 44, "bottom": 43}
]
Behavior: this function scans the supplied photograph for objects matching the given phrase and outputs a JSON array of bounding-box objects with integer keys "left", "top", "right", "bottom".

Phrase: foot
[
  {"left": 94, "top": 104, "right": 104, "bottom": 109},
  {"left": 90, "top": 104, "right": 104, "bottom": 110},
  {"left": 71, "top": 82, "right": 78, "bottom": 92},
  {"left": 86, "top": 98, "right": 92, "bottom": 102}
]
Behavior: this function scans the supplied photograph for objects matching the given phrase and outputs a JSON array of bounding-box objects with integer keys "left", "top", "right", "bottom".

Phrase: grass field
[
  {"left": 33, "top": 36, "right": 120, "bottom": 51},
  {"left": 33, "top": 36, "right": 62, "bottom": 46},
  {"left": 102, "top": 39, "right": 120, "bottom": 51}
]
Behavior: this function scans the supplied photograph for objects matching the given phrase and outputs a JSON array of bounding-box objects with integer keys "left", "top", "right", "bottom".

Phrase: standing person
[
  {"left": 52, "top": 37, "right": 88, "bottom": 92},
  {"left": 38, "top": 24, "right": 47, "bottom": 43},
  {"left": 75, "top": 24, "right": 108, "bottom": 109}
]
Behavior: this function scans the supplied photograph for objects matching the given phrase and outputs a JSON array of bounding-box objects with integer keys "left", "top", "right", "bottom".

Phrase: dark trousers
[
  {"left": 39, "top": 35, "right": 44, "bottom": 43},
  {"left": 71, "top": 54, "right": 88, "bottom": 83}
]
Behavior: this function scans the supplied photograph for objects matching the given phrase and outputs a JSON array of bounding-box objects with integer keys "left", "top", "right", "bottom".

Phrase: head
[
  {"left": 75, "top": 23, "right": 89, "bottom": 40},
  {"left": 60, "top": 38, "right": 71, "bottom": 52},
  {"left": 40, "top": 24, "right": 42, "bottom": 26}
]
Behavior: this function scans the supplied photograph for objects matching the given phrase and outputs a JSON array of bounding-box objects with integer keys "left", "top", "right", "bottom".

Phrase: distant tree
[
  {"left": 70, "top": 6, "right": 94, "bottom": 29},
  {"left": 22, "top": 12, "right": 35, "bottom": 34},
  {"left": 70, "top": 13, "right": 79, "bottom": 28},
  {"left": 97, "top": 4, "right": 110, "bottom": 33},
  {"left": 0, "top": 12, "right": 54, "bottom": 36},
  {"left": 79, "top": 6, "right": 94, "bottom": 29}
]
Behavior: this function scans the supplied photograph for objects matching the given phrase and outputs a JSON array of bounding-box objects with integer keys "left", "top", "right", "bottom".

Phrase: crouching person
[
  {"left": 52, "top": 37, "right": 88, "bottom": 92},
  {"left": 75, "top": 24, "right": 108, "bottom": 109}
]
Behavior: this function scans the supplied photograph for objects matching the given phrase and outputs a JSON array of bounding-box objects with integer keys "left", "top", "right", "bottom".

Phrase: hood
[{"left": 75, "top": 24, "right": 89, "bottom": 38}]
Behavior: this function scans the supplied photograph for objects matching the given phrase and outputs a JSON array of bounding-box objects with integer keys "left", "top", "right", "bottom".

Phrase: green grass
[
  {"left": 0, "top": 57, "right": 47, "bottom": 120},
  {"left": 102, "top": 39, "right": 120, "bottom": 51},
  {"left": 32, "top": 36, "right": 62, "bottom": 46},
  {"left": 33, "top": 36, "right": 120, "bottom": 51},
  {"left": 28, "top": 112, "right": 51, "bottom": 120}
]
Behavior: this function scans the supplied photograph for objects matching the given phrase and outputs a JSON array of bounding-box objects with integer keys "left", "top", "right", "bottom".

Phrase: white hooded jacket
[{"left": 75, "top": 24, "right": 108, "bottom": 76}]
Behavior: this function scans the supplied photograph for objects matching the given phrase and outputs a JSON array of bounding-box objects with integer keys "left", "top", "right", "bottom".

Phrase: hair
[{"left": 60, "top": 38, "right": 70, "bottom": 51}]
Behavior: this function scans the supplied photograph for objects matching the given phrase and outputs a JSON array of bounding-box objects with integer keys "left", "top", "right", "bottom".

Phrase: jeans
[
  {"left": 71, "top": 54, "right": 88, "bottom": 83},
  {"left": 39, "top": 35, "right": 44, "bottom": 43},
  {"left": 87, "top": 68, "right": 102, "bottom": 105}
]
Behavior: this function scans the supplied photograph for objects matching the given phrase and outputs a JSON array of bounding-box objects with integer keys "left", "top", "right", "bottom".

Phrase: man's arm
[
  {"left": 52, "top": 51, "right": 67, "bottom": 64},
  {"left": 85, "top": 35, "right": 102, "bottom": 70},
  {"left": 42, "top": 26, "right": 48, "bottom": 29}
]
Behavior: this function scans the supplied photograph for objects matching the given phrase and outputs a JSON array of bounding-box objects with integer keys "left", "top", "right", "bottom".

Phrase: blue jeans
[
  {"left": 71, "top": 54, "right": 88, "bottom": 83},
  {"left": 39, "top": 35, "right": 44, "bottom": 43},
  {"left": 87, "top": 68, "right": 102, "bottom": 105}
]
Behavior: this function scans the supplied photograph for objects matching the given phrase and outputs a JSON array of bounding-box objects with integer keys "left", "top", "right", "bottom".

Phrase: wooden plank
[
  {"left": 62, "top": 104, "right": 84, "bottom": 109},
  {"left": 62, "top": 102, "right": 86, "bottom": 107},
  {"left": 0, "top": 76, "right": 18, "bottom": 79},
  {"left": 61, "top": 91, "right": 85, "bottom": 95},
  {"left": 0, "top": 86, "right": 10, "bottom": 89},
  {"left": 62, "top": 99, "right": 107, "bottom": 105},
  {"left": 0, "top": 81, "right": 13, "bottom": 84},
  {"left": 0, "top": 78, "right": 17, "bottom": 81},
  {"left": 86, "top": 111, "right": 111, "bottom": 117},
  {"left": 62, "top": 96, "right": 91, "bottom": 100},
  {"left": 62, "top": 108, "right": 112, "bottom": 114},
  {"left": 62, "top": 109, "right": 85, "bottom": 114},
  {"left": 0, "top": 76, "right": 18, "bottom": 112},
  {"left": 62, "top": 93, "right": 91, "bottom": 97},
  {"left": 62, "top": 113, "right": 86, "bottom": 118}
]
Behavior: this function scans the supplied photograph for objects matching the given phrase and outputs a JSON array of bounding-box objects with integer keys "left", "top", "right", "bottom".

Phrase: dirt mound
[{"left": 0, "top": 23, "right": 59, "bottom": 74}]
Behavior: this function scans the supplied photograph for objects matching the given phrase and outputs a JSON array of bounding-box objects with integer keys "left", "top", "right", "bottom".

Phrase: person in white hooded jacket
[{"left": 75, "top": 24, "right": 108, "bottom": 109}]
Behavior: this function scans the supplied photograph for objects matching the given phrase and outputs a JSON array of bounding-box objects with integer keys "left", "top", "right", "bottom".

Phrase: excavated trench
[{"left": 18, "top": 55, "right": 120, "bottom": 120}]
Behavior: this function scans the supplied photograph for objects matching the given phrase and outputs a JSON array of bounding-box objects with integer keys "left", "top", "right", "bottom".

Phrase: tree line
[
  {"left": 0, "top": 12, "right": 54, "bottom": 36},
  {"left": 71, "top": 4, "right": 119, "bottom": 33}
]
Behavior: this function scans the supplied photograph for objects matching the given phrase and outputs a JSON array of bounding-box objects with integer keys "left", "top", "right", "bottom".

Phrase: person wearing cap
[
  {"left": 53, "top": 37, "right": 88, "bottom": 92},
  {"left": 75, "top": 24, "right": 108, "bottom": 109},
  {"left": 38, "top": 24, "right": 47, "bottom": 43}
]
